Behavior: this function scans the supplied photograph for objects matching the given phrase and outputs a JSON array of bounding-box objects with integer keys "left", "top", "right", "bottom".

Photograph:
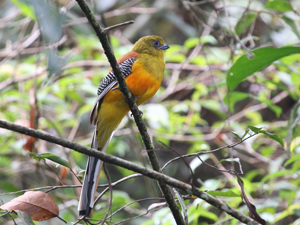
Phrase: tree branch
[
  {"left": 74, "top": 0, "right": 185, "bottom": 223},
  {"left": 103, "top": 20, "right": 134, "bottom": 32},
  {"left": 0, "top": 119, "right": 258, "bottom": 224}
]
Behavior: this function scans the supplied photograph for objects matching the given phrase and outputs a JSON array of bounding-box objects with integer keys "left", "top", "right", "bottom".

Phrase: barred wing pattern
[
  {"left": 97, "top": 57, "right": 137, "bottom": 96},
  {"left": 90, "top": 57, "right": 137, "bottom": 124}
]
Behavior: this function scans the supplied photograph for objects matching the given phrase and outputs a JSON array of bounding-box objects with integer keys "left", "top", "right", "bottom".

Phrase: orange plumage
[{"left": 78, "top": 35, "right": 169, "bottom": 216}]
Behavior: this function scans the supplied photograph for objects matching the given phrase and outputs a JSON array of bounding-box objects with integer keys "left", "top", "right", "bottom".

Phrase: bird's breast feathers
[{"left": 103, "top": 59, "right": 163, "bottom": 106}]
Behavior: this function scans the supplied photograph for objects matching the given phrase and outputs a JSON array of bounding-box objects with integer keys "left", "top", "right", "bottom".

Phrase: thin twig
[
  {"left": 103, "top": 20, "right": 134, "bottom": 32},
  {"left": 159, "top": 141, "right": 196, "bottom": 186},
  {"left": 110, "top": 195, "right": 197, "bottom": 225},
  {"left": 0, "top": 68, "right": 46, "bottom": 91},
  {"left": 99, "top": 164, "right": 113, "bottom": 225},
  {"left": 227, "top": 90, "right": 291, "bottom": 122},
  {"left": 221, "top": 0, "right": 254, "bottom": 58},
  {"left": 0, "top": 211, "right": 17, "bottom": 225},
  {"left": 43, "top": 161, "right": 65, "bottom": 185},
  {"left": 0, "top": 212, "right": 9, "bottom": 220},
  {"left": 0, "top": 174, "right": 141, "bottom": 197},
  {"left": 0, "top": 185, "right": 80, "bottom": 196},
  {"left": 64, "top": 8, "right": 157, "bottom": 27},
  {"left": 162, "top": 132, "right": 258, "bottom": 170},
  {"left": 110, "top": 197, "right": 165, "bottom": 225}
]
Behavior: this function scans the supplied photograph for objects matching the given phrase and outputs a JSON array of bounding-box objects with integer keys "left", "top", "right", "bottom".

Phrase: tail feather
[{"left": 78, "top": 129, "right": 114, "bottom": 216}]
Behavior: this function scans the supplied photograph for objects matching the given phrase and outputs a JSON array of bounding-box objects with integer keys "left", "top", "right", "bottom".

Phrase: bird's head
[{"left": 132, "top": 35, "right": 169, "bottom": 57}]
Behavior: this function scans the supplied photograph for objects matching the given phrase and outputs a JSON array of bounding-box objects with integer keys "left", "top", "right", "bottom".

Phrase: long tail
[{"left": 78, "top": 128, "right": 114, "bottom": 216}]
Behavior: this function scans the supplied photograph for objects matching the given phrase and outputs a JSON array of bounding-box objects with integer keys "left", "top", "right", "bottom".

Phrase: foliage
[{"left": 0, "top": 0, "right": 300, "bottom": 224}]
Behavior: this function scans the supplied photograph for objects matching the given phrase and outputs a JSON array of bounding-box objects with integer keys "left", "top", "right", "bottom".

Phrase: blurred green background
[{"left": 0, "top": 0, "right": 300, "bottom": 224}]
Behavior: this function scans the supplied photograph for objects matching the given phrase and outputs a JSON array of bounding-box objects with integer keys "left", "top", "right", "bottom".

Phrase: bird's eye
[{"left": 153, "top": 40, "right": 160, "bottom": 47}]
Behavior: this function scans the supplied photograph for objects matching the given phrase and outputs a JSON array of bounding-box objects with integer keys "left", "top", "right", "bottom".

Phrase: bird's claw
[
  {"left": 132, "top": 95, "right": 138, "bottom": 103},
  {"left": 138, "top": 110, "right": 143, "bottom": 117},
  {"left": 131, "top": 110, "right": 143, "bottom": 118},
  {"left": 123, "top": 94, "right": 142, "bottom": 117},
  {"left": 124, "top": 94, "right": 138, "bottom": 104}
]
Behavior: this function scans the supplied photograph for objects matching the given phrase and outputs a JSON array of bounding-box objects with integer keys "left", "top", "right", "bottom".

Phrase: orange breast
[{"left": 103, "top": 62, "right": 162, "bottom": 106}]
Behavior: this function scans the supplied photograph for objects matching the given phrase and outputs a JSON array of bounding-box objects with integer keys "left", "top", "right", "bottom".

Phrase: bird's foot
[
  {"left": 124, "top": 94, "right": 139, "bottom": 105},
  {"left": 131, "top": 109, "right": 143, "bottom": 118},
  {"left": 131, "top": 95, "right": 143, "bottom": 117},
  {"left": 139, "top": 110, "right": 143, "bottom": 117},
  {"left": 132, "top": 95, "right": 138, "bottom": 103}
]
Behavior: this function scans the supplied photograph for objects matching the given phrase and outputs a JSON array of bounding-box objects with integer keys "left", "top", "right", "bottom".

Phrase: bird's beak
[{"left": 159, "top": 43, "right": 169, "bottom": 50}]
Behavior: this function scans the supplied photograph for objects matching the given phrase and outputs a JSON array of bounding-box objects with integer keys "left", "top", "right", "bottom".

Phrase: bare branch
[
  {"left": 103, "top": 20, "right": 134, "bottom": 32},
  {"left": 0, "top": 119, "right": 259, "bottom": 224},
  {"left": 161, "top": 132, "right": 258, "bottom": 170}
]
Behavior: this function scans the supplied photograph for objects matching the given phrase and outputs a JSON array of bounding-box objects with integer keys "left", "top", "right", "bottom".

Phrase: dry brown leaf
[
  {"left": 236, "top": 174, "right": 266, "bottom": 225},
  {"left": 0, "top": 191, "right": 59, "bottom": 221}
]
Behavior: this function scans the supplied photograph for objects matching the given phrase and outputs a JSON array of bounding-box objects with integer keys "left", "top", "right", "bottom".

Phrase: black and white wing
[{"left": 90, "top": 57, "right": 136, "bottom": 124}]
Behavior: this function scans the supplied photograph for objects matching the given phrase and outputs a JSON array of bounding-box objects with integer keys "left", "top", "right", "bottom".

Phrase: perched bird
[{"left": 78, "top": 35, "right": 169, "bottom": 216}]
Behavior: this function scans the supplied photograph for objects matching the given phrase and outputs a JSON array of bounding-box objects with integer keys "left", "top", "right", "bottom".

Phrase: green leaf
[
  {"left": 165, "top": 44, "right": 186, "bottom": 62},
  {"left": 266, "top": 80, "right": 297, "bottom": 100},
  {"left": 235, "top": 13, "right": 257, "bottom": 35},
  {"left": 231, "top": 132, "right": 242, "bottom": 140},
  {"left": 247, "top": 126, "right": 283, "bottom": 146},
  {"left": 215, "top": 159, "right": 226, "bottom": 165},
  {"left": 184, "top": 37, "right": 199, "bottom": 49},
  {"left": 286, "top": 100, "right": 300, "bottom": 156},
  {"left": 242, "top": 129, "right": 250, "bottom": 139},
  {"left": 190, "top": 55, "right": 206, "bottom": 65},
  {"left": 273, "top": 203, "right": 300, "bottom": 223},
  {"left": 231, "top": 129, "right": 250, "bottom": 140},
  {"left": 284, "top": 154, "right": 300, "bottom": 167},
  {"left": 11, "top": 0, "right": 36, "bottom": 20},
  {"left": 245, "top": 111, "right": 263, "bottom": 124},
  {"left": 227, "top": 46, "right": 300, "bottom": 90},
  {"left": 15, "top": 210, "right": 35, "bottom": 225},
  {"left": 207, "top": 190, "right": 240, "bottom": 197},
  {"left": 110, "top": 36, "right": 120, "bottom": 48},
  {"left": 265, "top": 0, "right": 293, "bottom": 12},
  {"left": 200, "top": 35, "right": 217, "bottom": 45},
  {"left": 199, "top": 210, "right": 218, "bottom": 222},
  {"left": 167, "top": 54, "right": 186, "bottom": 63},
  {"left": 259, "top": 130, "right": 284, "bottom": 147},
  {"left": 282, "top": 16, "right": 300, "bottom": 39},
  {"left": 29, "top": 152, "right": 39, "bottom": 161},
  {"left": 75, "top": 166, "right": 85, "bottom": 175},
  {"left": 216, "top": 158, "right": 241, "bottom": 168},
  {"left": 261, "top": 170, "right": 295, "bottom": 183},
  {"left": 223, "top": 92, "right": 249, "bottom": 112},
  {"left": 248, "top": 125, "right": 263, "bottom": 133},
  {"left": 199, "top": 99, "right": 226, "bottom": 120},
  {"left": 291, "top": 72, "right": 300, "bottom": 87},
  {"left": 30, "top": 153, "right": 70, "bottom": 168},
  {"left": 259, "top": 99, "right": 282, "bottom": 118},
  {"left": 173, "top": 188, "right": 188, "bottom": 223}
]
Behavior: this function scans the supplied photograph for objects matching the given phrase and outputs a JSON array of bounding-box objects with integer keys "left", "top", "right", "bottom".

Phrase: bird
[{"left": 78, "top": 35, "right": 169, "bottom": 216}]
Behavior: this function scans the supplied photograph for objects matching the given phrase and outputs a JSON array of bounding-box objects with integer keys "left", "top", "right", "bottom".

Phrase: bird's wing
[
  {"left": 79, "top": 51, "right": 139, "bottom": 216},
  {"left": 90, "top": 51, "right": 138, "bottom": 124}
]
